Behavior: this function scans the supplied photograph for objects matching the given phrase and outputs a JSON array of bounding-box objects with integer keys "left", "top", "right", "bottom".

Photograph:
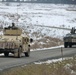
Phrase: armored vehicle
[
  {"left": 63, "top": 27, "right": 76, "bottom": 48},
  {"left": 0, "top": 23, "right": 33, "bottom": 58}
]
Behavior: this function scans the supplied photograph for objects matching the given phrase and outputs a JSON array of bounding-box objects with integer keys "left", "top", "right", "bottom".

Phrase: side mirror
[{"left": 30, "top": 38, "right": 33, "bottom": 43}]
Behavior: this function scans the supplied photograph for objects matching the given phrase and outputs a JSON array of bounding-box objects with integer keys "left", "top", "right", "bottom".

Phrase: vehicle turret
[
  {"left": 3, "top": 23, "right": 22, "bottom": 36},
  {"left": 63, "top": 27, "right": 76, "bottom": 48}
]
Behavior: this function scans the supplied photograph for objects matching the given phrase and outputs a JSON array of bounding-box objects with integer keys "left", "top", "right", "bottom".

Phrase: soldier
[
  {"left": 12, "top": 23, "right": 15, "bottom": 28},
  {"left": 71, "top": 27, "right": 75, "bottom": 34},
  {"left": 11, "top": 23, "right": 17, "bottom": 29}
]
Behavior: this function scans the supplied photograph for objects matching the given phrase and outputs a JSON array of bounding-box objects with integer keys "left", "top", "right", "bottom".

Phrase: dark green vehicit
[{"left": 63, "top": 27, "right": 76, "bottom": 48}]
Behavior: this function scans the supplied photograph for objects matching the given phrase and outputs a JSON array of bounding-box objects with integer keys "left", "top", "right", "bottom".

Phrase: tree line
[{"left": 2, "top": 0, "right": 76, "bottom": 4}]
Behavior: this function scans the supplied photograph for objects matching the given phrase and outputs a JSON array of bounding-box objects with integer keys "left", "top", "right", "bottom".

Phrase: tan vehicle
[
  {"left": 0, "top": 23, "right": 33, "bottom": 58},
  {"left": 63, "top": 27, "right": 76, "bottom": 48}
]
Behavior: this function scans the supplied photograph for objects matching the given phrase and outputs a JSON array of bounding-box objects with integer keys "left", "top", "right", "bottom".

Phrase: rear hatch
[{"left": 0, "top": 36, "right": 22, "bottom": 49}]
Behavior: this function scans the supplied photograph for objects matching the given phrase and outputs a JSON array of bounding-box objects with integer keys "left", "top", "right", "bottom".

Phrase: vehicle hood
[{"left": 64, "top": 33, "right": 76, "bottom": 38}]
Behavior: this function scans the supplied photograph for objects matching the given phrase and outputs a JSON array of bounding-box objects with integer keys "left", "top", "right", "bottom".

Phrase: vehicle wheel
[
  {"left": 64, "top": 42, "right": 68, "bottom": 48},
  {"left": 69, "top": 43, "right": 72, "bottom": 48},
  {"left": 18, "top": 47, "right": 22, "bottom": 58},
  {"left": 4, "top": 52, "right": 9, "bottom": 57},
  {"left": 25, "top": 48, "right": 30, "bottom": 57}
]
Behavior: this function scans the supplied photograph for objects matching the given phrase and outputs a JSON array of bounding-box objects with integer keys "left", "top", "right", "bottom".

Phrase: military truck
[
  {"left": 0, "top": 23, "right": 33, "bottom": 58},
  {"left": 63, "top": 27, "right": 76, "bottom": 48}
]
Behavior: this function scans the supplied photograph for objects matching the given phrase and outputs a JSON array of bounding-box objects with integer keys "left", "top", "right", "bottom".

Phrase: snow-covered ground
[
  {"left": 34, "top": 58, "right": 65, "bottom": 64},
  {"left": 0, "top": 3, "right": 76, "bottom": 49},
  {"left": 31, "top": 45, "right": 63, "bottom": 51},
  {"left": 0, "top": 3, "right": 76, "bottom": 74}
]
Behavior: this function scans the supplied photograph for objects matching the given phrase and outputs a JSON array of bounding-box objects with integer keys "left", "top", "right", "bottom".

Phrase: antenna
[
  {"left": 17, "top": 4, "right": 18, "bottom": 26},
  {"left": 16, "top": 4, "right": 18, "bottom": 40}
]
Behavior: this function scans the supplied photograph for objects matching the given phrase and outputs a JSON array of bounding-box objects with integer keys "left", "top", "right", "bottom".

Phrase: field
[
  {"left": 0, "top": 3, "right": 76, "bottom": 49},
  {"left": 0, "top": 56, "right": 76, "bottom": 75}
]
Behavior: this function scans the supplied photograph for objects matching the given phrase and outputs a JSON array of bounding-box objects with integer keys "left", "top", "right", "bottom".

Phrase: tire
[
  {"left": 69, "top": 45, "right": 72, "bottom": 48},
  {"left": 4, "top": 52, "right": 9, "bottom": 57},
  {"left": 69, "top": 43, "right": 72, "bottom": 48},
  {"left": 18, "top": 47, "right": 22, "bottom": 58},
  {"left": 64, "top": 42, "right": 68, "bottom": 48},
  {"left": 25, "top": 48, "right": 30, "bottom": 57}
]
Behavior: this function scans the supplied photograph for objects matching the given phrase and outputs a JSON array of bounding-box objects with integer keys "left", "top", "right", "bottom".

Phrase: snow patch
[
  {"left": 0, "top": 53, "right": 4, "bottom": 56},
  {"left": 34, "top": 58, "right": 65, "bottom": 65},
  {"left": 31, "top": 45, "right": 64, "bottom": 51}
]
